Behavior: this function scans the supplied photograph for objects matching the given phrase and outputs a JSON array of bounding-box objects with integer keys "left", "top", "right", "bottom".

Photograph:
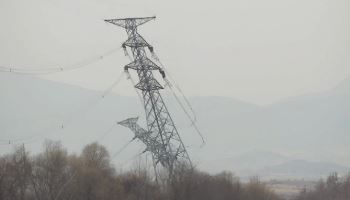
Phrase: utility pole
[{"left": 105, "top": 16, "right": 192, "bottom": 180}]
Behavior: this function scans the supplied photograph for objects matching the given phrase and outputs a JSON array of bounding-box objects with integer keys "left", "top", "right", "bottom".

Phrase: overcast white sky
[{"left": 0, "top": 0, "right": 349, "bottom": 105}]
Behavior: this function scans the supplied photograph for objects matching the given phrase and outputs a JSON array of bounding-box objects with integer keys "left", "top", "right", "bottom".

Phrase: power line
[
  {"left": 166, "top": 84, "right": 206, "bottom": 147},
  {"left": 151, "top": 51, "right": 205, "bottom": 147},
  {"left": 0, "top": 47, "right": 121, "bottom": 75},
  {"left": 102, "top": 72, "right": 125, "bottom": 98},
  {"left": 116, "top": 150, "right": 146, "bottom": 170},
  {"left": 122, "top": 47, "right": 144, "bottom": 106},
  {"left": 0, "top": 71, "right": 125, "bottom": 145},
  {"left": 151, "top": 51, "right": 197, "bottom": 123},
  {"left": 94, "top": 124, "right": 117, "bottom": 142},
  {"left": 125, "top": 71, "right": 144, "bottom": 107},
  {"left": 0, "top": 124, "right": 63, "bottom": 146},
  {"left": 53, "top": 138, "right": 140, "bottom": 200},
  {"left": 111, "top": 138, "right": 135, "bottom": 159}
]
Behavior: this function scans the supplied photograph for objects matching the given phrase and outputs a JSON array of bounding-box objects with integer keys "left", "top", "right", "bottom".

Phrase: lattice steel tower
[{"left": 105, "top": 16, "right": 192, "bottom": 179}]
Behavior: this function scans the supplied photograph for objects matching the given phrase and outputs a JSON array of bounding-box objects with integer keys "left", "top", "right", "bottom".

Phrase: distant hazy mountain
[
  {"left": 1, "top": 74, "right": 349, "bottom": 179},
  {"left": 259, "top": 159, "right": 350, "bottom": 180},
  {"left": 198, "top": 150, "right": 350, "bottom": 181},
  {"left": 333, "top": 77, "right": 350, "bottom": 93},
  {"left": 191, "top": 77, "right": 350, "bottom": 167}
]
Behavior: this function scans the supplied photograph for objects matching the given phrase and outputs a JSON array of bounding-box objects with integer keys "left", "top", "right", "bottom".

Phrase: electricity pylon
[{"left": 105, "top": 17, "right": 192, "bottom": 179}]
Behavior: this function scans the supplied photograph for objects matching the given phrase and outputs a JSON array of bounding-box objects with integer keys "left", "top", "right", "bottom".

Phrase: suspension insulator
[
  {"left": 159, "top": 69, "right": 166, "bottom": 78},
  {"left": 123, "top": 45, "right": 128, "bottom": 56},
  {"left": 124, "top": 66, "right": 129, "bottom": 72}
]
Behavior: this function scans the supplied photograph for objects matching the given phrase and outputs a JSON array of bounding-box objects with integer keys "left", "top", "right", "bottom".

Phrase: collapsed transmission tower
[{"left": 105, "top": 16, "right": 192, "bottom": 179}]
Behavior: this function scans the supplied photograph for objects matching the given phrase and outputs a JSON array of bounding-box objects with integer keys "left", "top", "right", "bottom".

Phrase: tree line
[
  {"left": 0, "top": 140, "right": 282, "bottom": 200},
  {"left": 295, "top": 172, "right": 350, "bottom": 200}
]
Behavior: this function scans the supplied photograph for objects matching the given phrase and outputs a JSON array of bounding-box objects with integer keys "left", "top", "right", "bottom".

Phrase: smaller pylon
[{"left": 118, "top": 117, "right": 175, "bottom": 169}]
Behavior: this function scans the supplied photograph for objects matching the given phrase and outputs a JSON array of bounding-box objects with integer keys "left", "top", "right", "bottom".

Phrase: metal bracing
[{"left": 106, "top": 17, "right": 192, "bottom": 179}]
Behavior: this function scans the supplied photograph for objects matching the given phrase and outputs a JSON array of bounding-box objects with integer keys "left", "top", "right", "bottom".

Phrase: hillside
[{"left": 1, "top": 73, "right": 349, "bottom": 179}]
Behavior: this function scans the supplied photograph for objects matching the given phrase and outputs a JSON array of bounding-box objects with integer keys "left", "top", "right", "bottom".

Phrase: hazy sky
[{"left": 0, "top": 0, "right": 349, "bottom": 105}]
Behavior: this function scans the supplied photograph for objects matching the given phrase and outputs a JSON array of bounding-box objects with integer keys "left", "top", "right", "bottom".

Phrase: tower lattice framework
[{"left": 105, "top": 16, "right": 192, "bottom": 178}]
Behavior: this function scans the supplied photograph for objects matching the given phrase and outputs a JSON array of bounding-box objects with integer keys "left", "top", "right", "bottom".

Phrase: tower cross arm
[{"left": 104, "top": 16, "right": 156, "bottom": 28}]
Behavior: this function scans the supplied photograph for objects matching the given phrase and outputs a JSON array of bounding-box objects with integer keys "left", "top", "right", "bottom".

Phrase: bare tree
[
  {"left": 0, "top": 141, "right": 288, "bottom": 200},
  {"left": 30, "top": 140, "right": 70, "bottom": 200},
  {"left": 0, "top": 145, "right": 32, "bottom": 200},
  {"left": 295, "top": 173, "right": 350, "bottom": 200}
]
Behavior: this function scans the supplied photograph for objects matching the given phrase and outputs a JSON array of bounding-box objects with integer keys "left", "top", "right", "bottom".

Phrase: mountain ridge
[{"left": 1, "top": 73, "right": 349, "bottom": 179}]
